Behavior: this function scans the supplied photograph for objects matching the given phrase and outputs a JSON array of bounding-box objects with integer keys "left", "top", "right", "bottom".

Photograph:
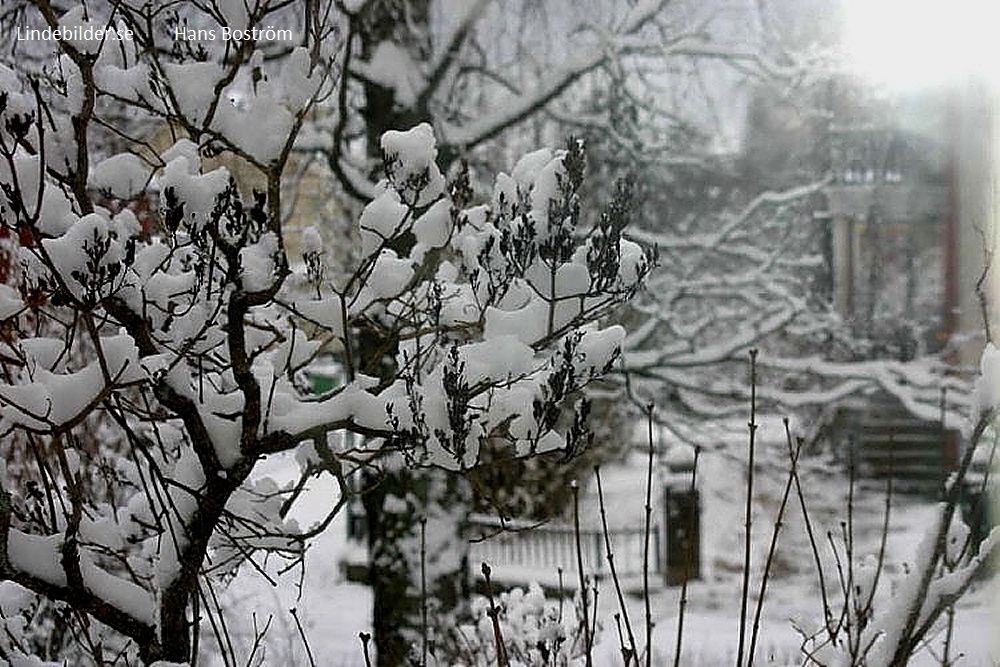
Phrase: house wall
[{"left": 146, "top": 122, "right": 350, "bottom": 261}]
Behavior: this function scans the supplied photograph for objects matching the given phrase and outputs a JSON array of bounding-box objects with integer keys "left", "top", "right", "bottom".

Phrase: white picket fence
[{"left": 466, "top": 513, "right": 660, "bottom": 587}]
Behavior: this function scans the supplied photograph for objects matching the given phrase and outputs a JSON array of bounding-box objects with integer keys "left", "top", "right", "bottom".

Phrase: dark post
[{"left": 663, "top": 451, "right": 701, "bottom": 585}]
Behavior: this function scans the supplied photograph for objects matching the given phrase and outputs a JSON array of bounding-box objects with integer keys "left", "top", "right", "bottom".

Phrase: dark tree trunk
[
  {"left": 358, "top": 0, "right": 431, "bottom": 162},
  {"left": 362, "top": 468, "right": 470, "bottom": 666},
  {"left": 362, "top": 470, "right": 421, "bottom": 665},
  {"left": 351, "top": 7, "right": 473, "bottom": 663}
]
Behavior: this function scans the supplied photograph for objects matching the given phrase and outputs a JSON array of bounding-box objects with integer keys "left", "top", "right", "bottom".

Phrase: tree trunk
[
  {"left": 362, "top": 468, "right": 470, "bottom": 666},
  {"left": 351, "top": 5, "right": 473, "bottom": 664}
]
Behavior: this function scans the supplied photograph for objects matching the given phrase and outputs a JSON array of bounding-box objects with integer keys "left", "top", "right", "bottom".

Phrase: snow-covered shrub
[
  {"left": 0, "top": 1, "right": 652, "bottom": 663},
  {"left": 451, "top": 582, "right": 591, "bottom": 667}
]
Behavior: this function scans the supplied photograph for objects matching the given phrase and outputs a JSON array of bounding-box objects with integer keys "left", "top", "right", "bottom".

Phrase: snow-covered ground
[
  {"left": 203, "top": 462, "right": 373, "bottom": 667},
  {"left": 627, "top": 500, "right": 999, "bottom": 666},
  {"left": 211, "top": 447, "right": 998, "bottom": 666}
]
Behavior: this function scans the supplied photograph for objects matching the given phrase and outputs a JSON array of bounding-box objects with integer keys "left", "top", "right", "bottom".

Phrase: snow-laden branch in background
[{"left": 438, "top": 1, "right": 692, "bottom": 152}]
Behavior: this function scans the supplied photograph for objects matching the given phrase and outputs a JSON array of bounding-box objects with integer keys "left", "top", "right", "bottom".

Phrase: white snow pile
[
  {"left": 455, "top": 582, "right": 581, "bottom": 666},
  {"left": 354, "top": 41, "right": 425, "bottom": 107},
  {"left": 0, "top": 331, "right": 143, "bottom": 431},
  {"left": 91, "top": 153, "right": 151, "bottom": 199},
  {"left": 380, "top": 122, "right": 446, "bottom": 206}
]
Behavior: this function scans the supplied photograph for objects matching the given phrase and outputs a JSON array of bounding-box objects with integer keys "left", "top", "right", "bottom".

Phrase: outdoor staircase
[{"left": 821, "top": 394, "right": 959, "bottom": 495}]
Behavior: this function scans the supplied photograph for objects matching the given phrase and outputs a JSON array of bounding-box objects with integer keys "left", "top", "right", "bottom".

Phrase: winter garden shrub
[{"left": 0, "top": 2, "right": 653, "bottom": 661}]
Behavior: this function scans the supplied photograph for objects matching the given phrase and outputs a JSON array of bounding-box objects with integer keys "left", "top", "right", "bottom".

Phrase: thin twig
[
  {"left": 481, "top": 562, "right": 509, "bottom": 667},
  {"left": 642, "top": 403, "right": 656, "bottom": 667},
  {"left": 596, "top": 465, "right": 639, "bottom": 665},
  {"left": 857, "top": 444, "right": 893, "bottom": 662},
  {"left": 748, "top": 418, "right": 802, "bottom": 666},
  {"left": 844, "top": 436, "right": 858, "bottom": 658},
  {"left": 420, "top": 517, "right": 428, "bottom": 667},
  {"left": 590, "top": 583, "right": 601, "bottom": 656},
  {"left": 359, "top": 632, "right": 373, "bottom": 667},
  {"left": 792, "top": 445, "right": 833, "bottom": 636},
  {"left": 244, "top": 613, "right": 273, "bottom": 667},
  {"left": 736, "top": 348, "right": 758, "bottom": 667},
  {"left": 557, "top": 567, "right": 565, "bottom": 625},
  {"left": 973, "top": 242, "right": 993, "bottom": 345},
  {"left": 614, "top": 613, "right": 631, "bottom": 666},
  {"left": 642, "top": 403, "right": 654, "bottom": 667},
  {"left": 942, "top": 604, "right": 956, "bottom": 667},
  {"left": 826, "top": 528, "right": 850, "bottom": 641},
  {"left": 572, "top": 480, "right": 594, "bottom": 667},
  {"left": 289, "top": 608, "right": 316, "bottom": 667}
]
